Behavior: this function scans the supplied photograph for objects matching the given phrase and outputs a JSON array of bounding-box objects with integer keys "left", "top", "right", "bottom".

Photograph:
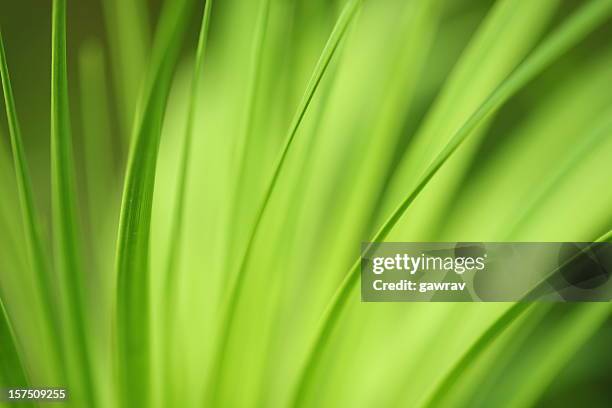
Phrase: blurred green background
[{"left": 1, "top": 0, "right": 612, "bottom": 407}]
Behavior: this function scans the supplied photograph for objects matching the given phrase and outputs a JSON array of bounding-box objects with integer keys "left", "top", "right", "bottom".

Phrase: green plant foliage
[
  {"left": 0, "top": 300, "right": 30, "bottom": 391},
  {"left": 50, "top": 0, "right": 97, "bottom": 405},
  {"left": 0, "top": 0, "right": 611, "bottom": 407},
  {"left": 0, "top": 26, "right": 63, "bottom": 379},
  {"left": 114, "top": 0, "right": 196, "bottom": 406}
]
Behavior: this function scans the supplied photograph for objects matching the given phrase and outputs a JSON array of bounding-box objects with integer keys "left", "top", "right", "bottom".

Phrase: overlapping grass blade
[
  {"left": 376, "top": 0, "right": 559, "bottom": 240},
  {"left": 163, "top": 0, "right": 213, "bottom": 404},
  {"left": 487, "top": 303, "right": 611, "bottom": 408},
  {"left": 599, "top": 229, "right": 612, "bottom": 242},
  {"left": 330, "top": 0, "right": 440, "bottom": 258},
  {"left": 0, "top": 303, "right": 25, "bottom": 383},
  {"left": 439, "top": 45, "right": 612, "bottom": 242},
  {"left": 444, "top": 305, "right": 552, "bottom": 408},
  {"left": 205, "top": 0, "right": 363, "bottom": 403},
  {"left": 290, "top": 1, "right": 612, "bottom": 405},
  {"left": 204, "top": 1, "right": 272, "bottom": 402},
  {"left": 0, "top": 139, "right": 24, "bottom": 273},
  {"left": 433, "top": 114, "right": 612, "bottom": 406},
  {"left": 1, "top": 0, "right": 612, "bottom": 406},
  {"left": 78, "top": 41, "right": 116, "bottom": 259},
  {"left": 224, "top": 0, "right": 271, "bottom": 275},
  {"left": 114, "top": 0, "right": 195, "bottom": 406},
  {"left": 0, "top": 27, "right": 63, "bottom": 377},
  {"left": 0, "top": 299, "right": 33, "bottom": 405},
  {"left": 506, "top": 113, "right": 612, "bottom": 238},
  {"left": 77, "top": 40, "right": 118, "bottom": 408},
  {"left": 250, "top": 41, "right": 349, "bottom": 405},
  {"left": 51, "top": 0, "right": 97, "bottom": 405},
  {"left": 420, "top": 226, "right": 612, "bottom": 408},
  {"left": 101, "top": 0, "right": 150, "bottom": 142},
  {"left": 164, "top": 0, "right": 213, "bottom": 303},
  {"left": 419, "top": 303, "right": 532, "bottom": 408}
]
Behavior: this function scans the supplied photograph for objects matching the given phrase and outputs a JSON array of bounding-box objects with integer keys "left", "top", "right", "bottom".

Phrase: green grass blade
[
  {"left": 101, "top": 0, "right": 150, "bottom": 142},
  {"left": 77, "top": 40, "right": 118, "bottom": 408},
  {"left": 506, "top": 112, "right": 612, "bottom": 238},
  {"left": 444, "top": 304, "right": 553, "bottom": 408},
  {"left": 599, "top": 229, "right": 612, "bottom": 242},
  {"left": 0, "top": 27, "right": 63, "bottom": 378},
  {"left": 0, "top": 139, "right": 25, "bottom": 276},
  {"left": 224, "top": 0, "right": 271, "bottom": 274},
  {"left": 162, "top": 0, "right": 213, "bottom": 404},
  {"left": 290, "top": 1, "right": 612, "bottom": 405},
  {"left": 496, "top": 303, "right": 611, "bottom": 408},
  {"left": 420, "top": 303, "right": 532, "bottom": 408},
  {"left": 164, "top": 0, "right": 213, "bottom": 299},
  {"left": 51, "top": 0, "right": 97, "bottom": 405},
  {"left": 420, "top": 227, "right": 612, "bottom": 408},
  {"left": 0, "top": 299, "right": 33, "bottom": 403},
  {"left": 114, "top": 0, "right": 195, "bottom": 406},
  {"left": 378, "top": 0, "right": 559, "bottom": 241},
  {"left": 205, "top": 1, "right": 272, "bottom": 402},
  {"left": 205, "top": 0, "right": 363, "bottom": 403},
  {"left": 78, "top": 40, "right": 116, "bottom": 257},
  {"left": 251, "top": 47, "right": 347, "bottom": 406}
]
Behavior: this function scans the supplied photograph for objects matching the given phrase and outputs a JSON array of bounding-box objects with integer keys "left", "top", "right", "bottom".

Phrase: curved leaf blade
[
  {"left": 0, "top": 25, "right": 63, "bottom": 378},
  {"left": 114, "top": 0, "right": 196, "bottom": 406},
  {"left": 0, "top": 299, "right": 34, "bottom": 408},
  {"left": 421, "top": 227, "right": 612, "bottom": 408},
  {"left": 162, "top": 0, "right": 214, "bottom": 405},
  {"left": 51, "top": 0, "right": 96, "bottom": 405},
  {"left": 290, "top": 1, "right": 612, "bottom": 405},
  {"left": 205, "top": 0, "right": 364, "bottom": 403}
]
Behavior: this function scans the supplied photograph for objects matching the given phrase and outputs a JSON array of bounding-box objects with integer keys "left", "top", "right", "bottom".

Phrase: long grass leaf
[
  {"left": 402, "top": 231, "right": 612, "bottom": 408},
  {"left": 224, "top": 0, "right": 271, "bottom": 275},
  {"left": 164, "top": 0, "right": 213, "bottom": 306},
  {"left": 506, "top": 112, "right": 612, "bottom": 238},
  {"left": 420, "top": 227, "right": 612, "bottom": 408},
  {"left": 51, "top": 0, "right": 97, "bottom": 405},
  {"left": 446, "top": 304, "right": 552, "bottom": 408},
  {"left": 290, "top": 1, "right": 612, "bottom": 405},
  {"left": 101, "top": 0, "right": 150, "bottom": 142},
  {"left": 599, "top": 229, "right": 612, "bottom": 242},
  {"left": 379, "top": 0, "right": 559, "bottom": 241},
  {"left": 497, "top": 304, "right": 611, "bottom": 408},
  {"left": 0, "top": 26, "right": 64, "bottom": 378},
  {"left": 0, "top": 141, "right": 25, "bottom": 277},
  {"left": 0, "top": 299, "right": 33, "bottom": 404},
  {"left": 77, "top": 41, "right": 115, "bottom": 212},
  {"left": 114, "top": 0, "right": 195, "bottom": 406},
  {"left": 78, "top": 41, "right": 117, "bottom": 267},
  {"left": 162, "top": 0, "right": 214, "bottom": 405},
  {"left": 205, "top": 0, "right": 363, "bottom": 403},
  {"left": 77, "top": 40, "right": 118, "bottom": 408},
  {"left": 420, "top": 303, "right": 532, "bottom": 408},
  {"left": 252, "top": 48, "right": 347, "bottom": 406}
]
